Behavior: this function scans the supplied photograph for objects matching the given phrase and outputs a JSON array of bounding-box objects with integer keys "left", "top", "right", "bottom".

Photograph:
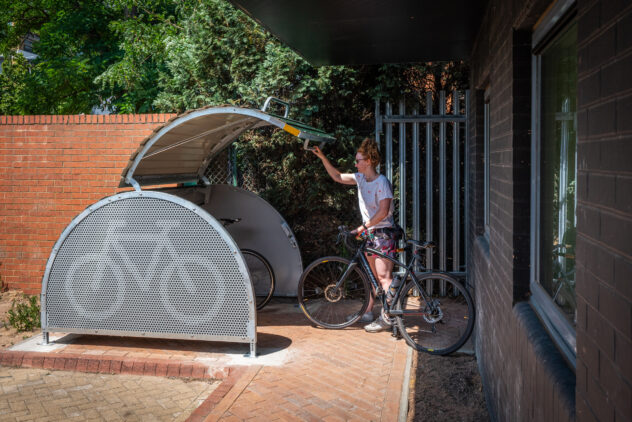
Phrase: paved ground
[
  {"left": 0, "top": 367, "right": 218, "bottom": 421},
  {"left": 0, "top": 300, "right": 409, "bottom": 421}
]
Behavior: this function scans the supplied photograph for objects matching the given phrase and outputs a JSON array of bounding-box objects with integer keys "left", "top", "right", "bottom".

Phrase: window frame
[
  {"left": 483, "top": 95, "right": 491, "bottom": 239},
  {"left": 530, "top": 0, "right": 577, "bottom": 369}
]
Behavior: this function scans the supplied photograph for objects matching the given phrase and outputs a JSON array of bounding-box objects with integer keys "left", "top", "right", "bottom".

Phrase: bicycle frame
[{"left": 335, "top": 238, "right": 434, "bottom": 318}]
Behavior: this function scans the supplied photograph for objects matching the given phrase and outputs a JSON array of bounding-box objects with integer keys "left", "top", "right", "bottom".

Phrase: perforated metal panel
[{"left": 41, "top": 191, "right": 256, "bottom": 353}]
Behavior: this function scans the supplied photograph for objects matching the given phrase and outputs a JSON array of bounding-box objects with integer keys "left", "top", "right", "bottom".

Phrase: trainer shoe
[
  {"left": 359, "top": 311, "right": 374, "bottom": 323},
  {"left": 364, "top": 317, "right": 392, "bottom": 333}
]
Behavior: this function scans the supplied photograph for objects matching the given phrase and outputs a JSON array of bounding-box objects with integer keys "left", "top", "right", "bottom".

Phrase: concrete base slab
[{"left": 9, "top": 332, "right": 76, "bottom": 353}]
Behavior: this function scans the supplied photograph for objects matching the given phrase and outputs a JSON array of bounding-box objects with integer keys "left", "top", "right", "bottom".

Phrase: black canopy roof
[{"left": 229, "top": 0, "right": 486, "bottom": 66}]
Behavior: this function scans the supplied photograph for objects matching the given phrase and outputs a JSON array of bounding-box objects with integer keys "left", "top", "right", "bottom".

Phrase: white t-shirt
[{"left": 353, "top": 173, "right": 395, "bottom": 229}]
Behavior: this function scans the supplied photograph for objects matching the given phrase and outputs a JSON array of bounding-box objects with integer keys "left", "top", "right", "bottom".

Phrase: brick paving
[
  {"left": 0, "top": 301, "right": 409, "bottom": 421},
  {"left": 0, "top": 367, "right": 218, "bottom": 421}
]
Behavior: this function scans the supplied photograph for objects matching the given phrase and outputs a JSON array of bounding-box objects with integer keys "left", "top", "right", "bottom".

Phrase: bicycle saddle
[{"left": 407, "top": 239, "right": 436, "bottom": 249}]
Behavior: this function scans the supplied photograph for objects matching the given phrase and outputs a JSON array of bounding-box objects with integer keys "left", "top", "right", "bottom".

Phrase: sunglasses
[{"left": 355, "top": 158, "right": 367, "bottom": 164}]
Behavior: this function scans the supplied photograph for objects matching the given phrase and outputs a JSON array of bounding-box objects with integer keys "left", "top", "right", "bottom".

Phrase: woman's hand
[
  {"left": 312, "top": 146, "right": 357, "bottom": 185},
  {"left": 354, "top": 225, "right": 371, "bottom": 240},
  {"left": 311, "top": 146, "right": 326, "bottom": 160}
]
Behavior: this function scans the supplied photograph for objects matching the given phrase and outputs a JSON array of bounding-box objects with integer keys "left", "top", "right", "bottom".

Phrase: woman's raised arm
[{"left": 312, "top": 146, "right": 356, "bottom": 185}]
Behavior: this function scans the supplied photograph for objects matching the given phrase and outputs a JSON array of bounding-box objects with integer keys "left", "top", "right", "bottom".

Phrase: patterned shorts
[{"left": 367, "top": 230, "right": 398, "bottom": 258}]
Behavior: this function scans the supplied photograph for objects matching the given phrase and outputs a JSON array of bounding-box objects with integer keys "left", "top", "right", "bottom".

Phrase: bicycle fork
[{"left": 334, "top": 259, "right": 359, "bottom": 291}]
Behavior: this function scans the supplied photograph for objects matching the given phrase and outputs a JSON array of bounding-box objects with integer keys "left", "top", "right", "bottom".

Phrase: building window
[
  {"left": 539, "top": 22, "right": 577, "bottom": 326},
  {"left": 483, "top": 96, "right": 490, "bottom": 238},
  {"left": 531, "top": 8, "right": 577, "bottom": 366}
]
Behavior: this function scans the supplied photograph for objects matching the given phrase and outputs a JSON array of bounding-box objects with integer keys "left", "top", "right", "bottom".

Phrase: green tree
[
  {"left": 0, "top": 54, "right": 30, "bottom": 114},
  {"left": 0, "top": 0, "right": 123, "bottom": 114},
  {"left": 94, "top": 0, "right": 179, "bottom": 113}
]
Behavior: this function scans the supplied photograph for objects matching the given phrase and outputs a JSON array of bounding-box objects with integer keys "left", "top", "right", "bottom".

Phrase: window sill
[{"left": 529, "top": 281, "right": 576, "bottom": 370}]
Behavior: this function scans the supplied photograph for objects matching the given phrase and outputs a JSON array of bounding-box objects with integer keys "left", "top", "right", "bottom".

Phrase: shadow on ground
[{"left": 53, "top": 332, "right": 292, "bottom": 357}]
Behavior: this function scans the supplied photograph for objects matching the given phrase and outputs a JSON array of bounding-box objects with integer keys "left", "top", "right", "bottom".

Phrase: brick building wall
[
  {"left": 0, "top": 114, "right": 175, "bottom": 294},
  {"left": 575, "top": 0, "right": 632, "bottom": 420},
  {"left": 468, "top": 0, "right": 631, "bottom": 420},
  {"left": 467, "top": 0, "right": 577, "bottom": 420}
]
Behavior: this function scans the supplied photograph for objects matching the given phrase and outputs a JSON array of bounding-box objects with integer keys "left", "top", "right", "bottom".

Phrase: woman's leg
[
  {"left": 365, "top": 253, "right": 394, "bottom": 313},
  {"left": 374, "top": 256, "right": 394, "bottom": 292}
]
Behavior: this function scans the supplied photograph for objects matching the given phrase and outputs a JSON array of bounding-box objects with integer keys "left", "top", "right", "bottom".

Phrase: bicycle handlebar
[
  {"left": 336, "top": 224, "right": 409, "bottom": 254},
  {"left": 336, "top": 226, "right": 360, "bottom": 251}
]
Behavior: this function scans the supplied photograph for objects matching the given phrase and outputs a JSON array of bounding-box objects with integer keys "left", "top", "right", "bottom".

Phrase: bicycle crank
[{"left": 381, "top": 307, "right": 395, "bottom": 325}]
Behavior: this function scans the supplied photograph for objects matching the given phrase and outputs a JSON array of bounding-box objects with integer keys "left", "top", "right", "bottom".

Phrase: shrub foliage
[{"left": 7, "top": 294, "right": 41, "bottom": 332}]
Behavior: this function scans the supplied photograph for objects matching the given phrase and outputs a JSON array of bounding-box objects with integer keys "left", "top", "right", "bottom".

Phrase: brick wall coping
[{"left": 0, "top": 114, "right": 176, "bottom": 125}]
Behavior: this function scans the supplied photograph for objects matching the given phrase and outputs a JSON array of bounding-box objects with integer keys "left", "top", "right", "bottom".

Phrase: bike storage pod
[{"left": 40, "top": 99, "right": 335, "bottom": 357}]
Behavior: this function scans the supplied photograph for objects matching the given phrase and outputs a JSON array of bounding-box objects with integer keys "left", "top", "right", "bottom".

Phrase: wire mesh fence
[{"left": 204, "top": 146, "right": 256, "bottom": 192}]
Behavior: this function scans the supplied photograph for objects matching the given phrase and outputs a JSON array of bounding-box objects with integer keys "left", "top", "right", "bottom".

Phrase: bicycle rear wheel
[
  {"left": 395, "top": 273, "right": 474, "bottom": 355},
  {"left": 298, "top": 256, "right": 370, "bottom": 329},
  {"left": 241, "top": 249, "right": 275, "bottom": 310}
]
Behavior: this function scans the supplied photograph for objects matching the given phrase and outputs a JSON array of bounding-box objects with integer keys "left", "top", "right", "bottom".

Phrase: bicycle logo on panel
[{"left": 64, "top": 220, "right": 226, "bottom": 324}]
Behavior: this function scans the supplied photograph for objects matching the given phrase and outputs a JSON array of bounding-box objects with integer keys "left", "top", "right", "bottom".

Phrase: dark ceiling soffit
[{"left": 229, "top": 0, "right": 486, "bottom": 66}]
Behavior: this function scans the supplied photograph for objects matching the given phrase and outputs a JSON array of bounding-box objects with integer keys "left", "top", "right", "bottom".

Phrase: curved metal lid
[{"left": 120, "top": 102, "right": 335, "bottom": 188}]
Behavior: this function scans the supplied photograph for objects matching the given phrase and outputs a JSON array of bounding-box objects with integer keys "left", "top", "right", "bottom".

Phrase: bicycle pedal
[{"left": 391, "top": 324, "right": 399, "bottom": 338}]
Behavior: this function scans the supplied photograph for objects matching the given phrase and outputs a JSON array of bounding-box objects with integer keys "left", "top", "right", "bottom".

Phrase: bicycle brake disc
[{"left": 423, "top": 300, "right": 444, "bottom": 324}]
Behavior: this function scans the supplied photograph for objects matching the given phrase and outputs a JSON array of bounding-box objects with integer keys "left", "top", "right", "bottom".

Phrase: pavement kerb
[
  {"left": 398, "top": 345, "right": 414, "bottom": 422},
  {"left": 381, "top": 339, "right": 410, "bottom": 422},
  {"left": 184, "top": 365, "right": 262, "bottom": 422},
  {"left": 0, "top": 349, "right": 231, "bottom": 380}
]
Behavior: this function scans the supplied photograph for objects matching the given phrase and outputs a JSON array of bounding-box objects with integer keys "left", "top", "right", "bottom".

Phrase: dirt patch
[
  {"left": 0, "top": 290, "right": 41, "bottom": 349},
  {"left": 407, "top": 352, "right": 489, "bottom": 422}
]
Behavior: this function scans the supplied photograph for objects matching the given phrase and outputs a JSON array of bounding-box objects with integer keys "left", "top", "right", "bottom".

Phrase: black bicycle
[
  {"left": 297, "top": 226, "right": 475, "bottom": 355},
  {"left": 219, "top": 218, "right": 275, "bottom": 310}
]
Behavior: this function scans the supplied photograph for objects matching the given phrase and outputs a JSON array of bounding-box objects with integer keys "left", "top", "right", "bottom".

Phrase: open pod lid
[{"left": 120, "top": 98, "right": 335, "bottom": 188}]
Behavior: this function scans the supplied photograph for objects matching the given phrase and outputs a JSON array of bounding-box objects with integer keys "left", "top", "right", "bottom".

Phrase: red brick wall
[
  {"left": 467, "top": 0, "right": 631, "bottom": 420},
  {"left": 575, "top": 1, "right": 632, "bottom": 420},
  {"left": 0, "top": 114, "right": 175, "bottom": 294},
  {"left": 467, "top": 0, "right": 577, "bottom": 420}
]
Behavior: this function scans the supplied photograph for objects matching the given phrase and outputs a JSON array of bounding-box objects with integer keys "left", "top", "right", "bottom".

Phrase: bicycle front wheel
[
  {"left": 298, "top": 256, "right": 370, "bottom": 329},
  {"left": 395, "top": 273, "right": 474, "bottom": 355},
  {"left": 241, "top": 249, "right": 275, "bottom": 310}
]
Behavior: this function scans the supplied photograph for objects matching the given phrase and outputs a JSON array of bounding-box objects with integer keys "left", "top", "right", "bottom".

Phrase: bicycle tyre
[
  {"left": 298, "top": 256, "right": 371, "bottom": 329},
  {"left": 395, "top": 272, "right": 474, "bottom": 355},
  {"left": 241, "top": 249, "right": 275, "bottom": 310}
]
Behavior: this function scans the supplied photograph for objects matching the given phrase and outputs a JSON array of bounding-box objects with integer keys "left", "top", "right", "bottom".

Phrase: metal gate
[{"left": 375, "top": 90, "right": 469, "bottom": 278}]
